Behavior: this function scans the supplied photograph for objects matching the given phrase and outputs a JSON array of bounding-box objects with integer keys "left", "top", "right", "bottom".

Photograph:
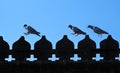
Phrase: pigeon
[
  {"left": 88, "top": 25, "right": 108, "bottom": 37},
  {"left": 68, "top": 24, "right": 86, "bottom": 36},
  {"left": 24, "top": 24, "right": 40, "bottom": 37}
]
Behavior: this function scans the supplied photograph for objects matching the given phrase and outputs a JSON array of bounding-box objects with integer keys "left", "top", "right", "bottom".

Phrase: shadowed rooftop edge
[{"left": 0, "top": 35, "right": 119, "bottom": 73}]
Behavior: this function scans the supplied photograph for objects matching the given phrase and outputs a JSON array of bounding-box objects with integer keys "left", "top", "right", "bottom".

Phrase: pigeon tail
[
  {"left": 36, "top": 32, "right": 40, "bottom": 37},
  {"left": 83, "top": 32, "right": 87, "bottom": 35},
  {"left": 103, "top": 31, "right": 109, "bottom": 34}
]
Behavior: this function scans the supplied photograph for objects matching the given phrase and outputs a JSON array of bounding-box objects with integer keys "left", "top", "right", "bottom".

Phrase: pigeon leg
[
  {"left": 98, "top": 34, "right": 102, "bottom": 38},
  {"left": 75, "top": 34, "right": 79, "bottom": 36},
  {"left": 71, "top": 33, "right": 75, "bottom": 35},
  {"left": 100, "top": 34, "right": 102, "bottom": 38},
  {"left": 24, "top": 32, "right": 29, "bottom": 35},
  {"left": 98, "top": 34, "right": 99, "bottom": 37}
]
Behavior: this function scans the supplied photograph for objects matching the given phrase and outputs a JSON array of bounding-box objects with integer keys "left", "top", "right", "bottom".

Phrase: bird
[
  {"left": 23, "top": 24, "right": 40, "bottom": 37},
  {"left": 68, "top": 24, "right": 86, "bottom": 36},
  {"left": 88, "top": 25, "right": 109, "bottom": 37}
]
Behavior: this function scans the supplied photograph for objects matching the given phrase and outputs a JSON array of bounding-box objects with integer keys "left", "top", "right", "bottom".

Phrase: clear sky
[{"left": 0, "top": 0, "right": 120, "bottom": 61}]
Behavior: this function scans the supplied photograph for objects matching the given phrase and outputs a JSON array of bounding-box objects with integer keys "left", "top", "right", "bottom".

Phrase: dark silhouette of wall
[{"left": 0, "top": 35, "right": 119, "bottom": 73}]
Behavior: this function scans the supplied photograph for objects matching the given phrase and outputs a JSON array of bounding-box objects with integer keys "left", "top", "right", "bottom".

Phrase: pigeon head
[
  {"left": 88, "top": 25, "right": 93, "bottom": 29},
  {"left": 68, "top": 24, "right": 73, "bottom": 29},
  {"left": 24, "top": 24, "right": 28, "bottom": 27}
]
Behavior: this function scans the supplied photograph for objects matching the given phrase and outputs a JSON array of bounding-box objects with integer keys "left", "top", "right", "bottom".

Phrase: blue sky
[{"left": 0, "top": 0, "right": 120, "bottom": 61}]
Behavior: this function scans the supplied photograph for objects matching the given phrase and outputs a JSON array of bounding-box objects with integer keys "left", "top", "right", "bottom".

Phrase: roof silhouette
[{"left": 0, "top": 35, "right": 119, "bottom": 73}]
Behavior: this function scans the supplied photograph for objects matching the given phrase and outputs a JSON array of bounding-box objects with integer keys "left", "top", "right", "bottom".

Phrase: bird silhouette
[
  {"left": 88, "top": 25, "right": 108, "bottom": 37},
  {"left": 68, "top": 24, "right": 86, "bottom": 36},
  {"left": 24, "top": 24, "right": 40, "bottom": 37}
]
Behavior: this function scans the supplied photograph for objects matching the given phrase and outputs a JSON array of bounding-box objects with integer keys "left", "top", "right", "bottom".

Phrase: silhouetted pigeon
[
  {"left": 88, "top": 25, "right": 108, "bottom": 37},
  {"left": 68, "top": 24, "right": 86, "bottom": 36},
  {"left": 24, "top": 24, "right": 40, "bottom": 37}
]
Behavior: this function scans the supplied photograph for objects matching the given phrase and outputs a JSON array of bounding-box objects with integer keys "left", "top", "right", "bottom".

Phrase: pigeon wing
[
  {"left": 95, "top": 27, "right": 108, "bottom": 34},
  {"left": 28, "top": 26, "right": 39, "bottom": 34},
  {"left": 73, "top": 27, "right": 86, "bottom": 34}
]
